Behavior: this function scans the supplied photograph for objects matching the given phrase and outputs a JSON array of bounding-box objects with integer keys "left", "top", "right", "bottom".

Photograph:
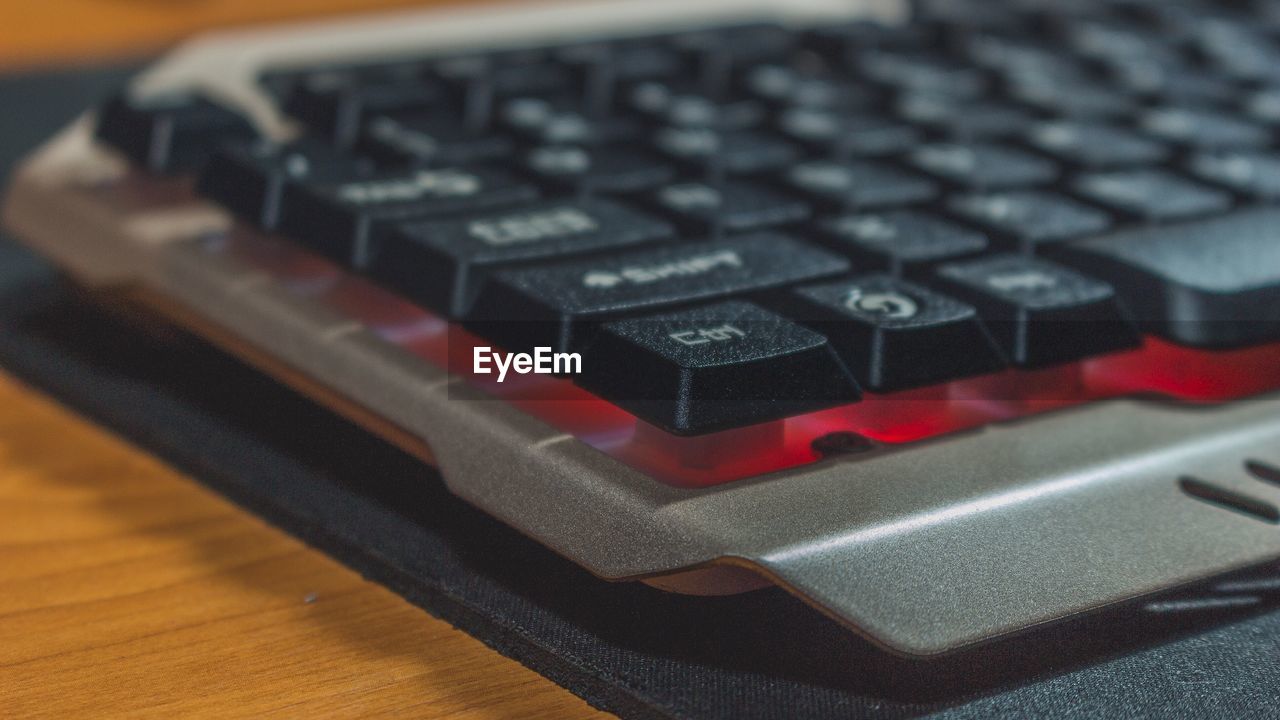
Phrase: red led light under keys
[{"left": 219, "top": 231, "right": 1280, "bottom": 489}]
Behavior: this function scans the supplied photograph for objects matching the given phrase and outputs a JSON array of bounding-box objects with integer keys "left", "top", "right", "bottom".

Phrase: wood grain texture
[
  {"left": 0, "top": 0, "right": 463, "bottom": 69},
  {"left": 1, "top": 3, "right": 611, "bottom": 716},
  {"left": 0, "top": 371, "right": 610, "bottom": 718}
]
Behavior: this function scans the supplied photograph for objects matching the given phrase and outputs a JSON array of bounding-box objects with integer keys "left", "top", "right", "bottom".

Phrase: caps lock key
[{"left": 373, "top": 199, "right": 673, "bottom": 317}]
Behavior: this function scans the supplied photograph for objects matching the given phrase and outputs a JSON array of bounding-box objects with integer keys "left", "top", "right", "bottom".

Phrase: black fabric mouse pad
[{"left": 5, "top": 65, "right": 1280, "bottom": 720}]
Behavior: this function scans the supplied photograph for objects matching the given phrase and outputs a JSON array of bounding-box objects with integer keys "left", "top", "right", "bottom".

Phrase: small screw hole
[{"left": 811, "top": 432, "right": 876, "bottom": 457}]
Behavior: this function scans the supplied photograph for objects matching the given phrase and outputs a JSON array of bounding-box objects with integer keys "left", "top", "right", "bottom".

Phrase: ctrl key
[{"left": 578, "top": 301, "right": 860, "bottom": 435}]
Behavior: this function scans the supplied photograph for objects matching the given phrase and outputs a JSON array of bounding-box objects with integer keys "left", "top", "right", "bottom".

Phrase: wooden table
[{"left": 0, "top": 3, "right": 610, "bottom": 717}]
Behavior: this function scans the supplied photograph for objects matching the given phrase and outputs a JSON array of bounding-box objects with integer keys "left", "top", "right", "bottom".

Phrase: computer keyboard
[
  {"left": 89, "top": 0, "right": 1280, "bottom": 462},
  {"left": 8, "top": 0, "right": 1280, "bottom": 657}
]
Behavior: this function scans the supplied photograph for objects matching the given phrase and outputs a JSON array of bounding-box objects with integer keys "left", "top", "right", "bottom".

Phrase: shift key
[
  {"left": 1051, "top": 207, "right": 1280, "bottom": 348},
  {"left": 466, "top": 233, "right": 850, "bottom": 353}
]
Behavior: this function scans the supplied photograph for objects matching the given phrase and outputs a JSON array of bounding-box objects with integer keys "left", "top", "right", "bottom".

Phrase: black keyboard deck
[{"left": 94, "top": 0, "right": 1280, "bottom": 439}]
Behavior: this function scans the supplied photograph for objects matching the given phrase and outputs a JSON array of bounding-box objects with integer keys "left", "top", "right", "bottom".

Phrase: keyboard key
[
  {"left": 1115, "top": 62, "right": 1242, "bottom": 106},
  {"left": 578, "top": 301, "right": 859, "bottom": 434},
  {"left": 806, "top": 21, "right": 934, "bottom": 60},
  {"left": 283, "top": 68, "right": 441, "bottom": 146},
  {"left": 784, "top": 275, "right": 1005, "bottom": 391},
  {"left": 1186, "top": 20, "right": 1280, "bottom": 82},
  {"left": 744, "top": 65, "right": 879, "bottom": 109},
  {"left": 1005, "top": 75, "right": 1136, "bottom": 118},
  {"left": 467, "top": 233, "right": 849, "bottom": 352},
  {"left": 373, "top": 199, "right": 672, "bottom": 316},
  {"left": 1187, "top": 150, "right": 1280, "bottom": 200},
  {"left": 523, "top": 145, "right": 675, "bottom": 194},
  {"left": 896, "top": 95, "right": 1037, "bottom": 138},
  {"left": 815, "top": 210, "right": 989, "bottom": 274},
  {"left": 777, "top": 109, "right": 923, "bottom": 156},
  {"left": 1140, "top": 107, "right": 1272, "bottom": 150},
  {"left": 652, "top": 127, "right": 799, "bottom": 175},
  {"left": 197, "top": 140, "right": 371, "bottom": 230},
  {"left": 907, "top": 142, "right": 1059, "bottom": 190},
  {"left": 1072, "top": 169, "right": 1232, "bottom": 222},
  {"left": 947, "top": 191, "right": 1113, "bottom": 249},
  {"left": 855, "top": 49, "right": 989, "bottom": 98},
  {"left": 649, "top": 180, "right": 809, "bottom": 235},
  {"left": 359, "top": 112, "right": 515, "bottom": 165},
  {"left": 1244, "top": 87, "right": 1280, "bottom": 125},
  {"left": 278, "top": 165, "right": 538, "bottom": 266},
  {"left": 556, "top": 40, "right": 682, "bottom": 85},
  {"left": 96, "top": 91, "right": 257, "bottom": 174},
  {"left": 1051, "top": 207, "right": 1280, "bottom": 347},
  {"left": 784, "top": 160, "right": 938, "bottom": 210},
  {"left": 628, "top": 82, "right": 766, "bottom": 129},
  {"left": 933, "top": 254, "right": 1140, "bottom": 367},
  {"left": 1024, "top": 121, "right": 1170, "bottom": 168},
  {"left": 963, "top": 33, "right": 1090, "bottom": 82},
  {"left": 500, "top": 97, "right": 641, "bottom": 145},
  {"left": 434, "top": 50, "right": 572, "bottom": 99}
]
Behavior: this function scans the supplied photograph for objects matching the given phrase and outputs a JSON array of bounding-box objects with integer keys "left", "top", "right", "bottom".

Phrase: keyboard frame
[{"left": 7, "top": 0, "right": 1280, "bottom": 657}]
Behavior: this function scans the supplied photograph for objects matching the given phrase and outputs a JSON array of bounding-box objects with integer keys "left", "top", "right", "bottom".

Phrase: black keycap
[
  {"left": 1072, "top": 169, "right": 1232, "bottom": 222},
  {"left": 556, "top": 40, "right": 682, "bottom": 85},
  {"left": 1139, "top": 107, "right": 1272, "bottom": 150},
  {"left": 523, "top": 145, "right": 675, "bottom": 194},
  {"left": 282, "top": 68, "right": 440, "bottom": 146},
  {"left": 815, "top": 210, "right": 989, "bottom": 274},
  {"left": 500, "top": 97, "right": 641, "bottom": 145},
  {"left": 278, "top": 166, "right": 538, "bottom": 267},
  {"left": 777, "top": 109, "right": 923, "bottom": 157},
  {"left": 359, "top": 112, "right": 515, "bottom": 165},
  {"left": 1114, "top": 62, "right": 1242, "bottom": 106},
  {"left": 806, "top": 21, "right": 934, "bottom": 61},
  {"left": 1024, "top": 121, "right": 1170, "bottom": 168},
  {"left": 628, "top": 82, "right": 766, "bottom": 130},
  {"left": 933, "top": 254, "right": 1140, "bottom": 367},
  {"left": 907, "top": 142, "right": 1059, "bottom": 190},
  {"left": 963, "top": 33, "right": 1090, "bottom": 82},
  {"left": 197, "top": 139, "right": 370, "bottom": 229},
  {"left": 915, "top": 0, "right": 1030, "bottom": 35},
  {"left": 895, "top": 95, "right": 1037, "bottom": 138},
  {"left": 95, "top": 91, "right": 257, "bottom": 174},
  {"left": 652, "top": 127, "right": 800, "bottom": 174},
  {"left": 855, "top": 49, "right": 989, "bottom": 99},
  {"left": 744, "top": 65, "right": 879, "bottom": 110},
  {"left": 784, "top": 160, "right": 938, "bottom": 210},
  {"left": 1051, "top": 207, "right": 1280, "bottom": 347},
  {"left": 373, "top": 199, "right": 673, "bottom": 317},
  {"left": 649, "top": 180, "right": 810, "bottom": 235},
  {"left": 1063, "top": 19, "right": 1180, "bottom": 66},
  {"left": 1186, "top": 20, "right": 1280, "bottom": 82},
  {"left": 947, "top": 191, "right": 1113, "bottom": 249},
  {"left": 1187, "top": 150, "right": 1280, "bottom": 200},
  {"left": 784, "top": 275, "right": 1005, "bottom": 391},
  {"left": 433, "top": 51, "right": 571, "bottom": 99},
  {"left": 670, "top": 26, "right": 795, "bottom": 96},
  {"left": 578, "top": 301, "right": 860, "bottom": 434},
  {"left": 1244, "top": 88, "right": 1280, "bottom": 125},
  {"left": 1005, "top": 77, "right": 1136, "bottom": 118},
  {"left": 466, "top": 233, "right": 849, "bottom": 352}
]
